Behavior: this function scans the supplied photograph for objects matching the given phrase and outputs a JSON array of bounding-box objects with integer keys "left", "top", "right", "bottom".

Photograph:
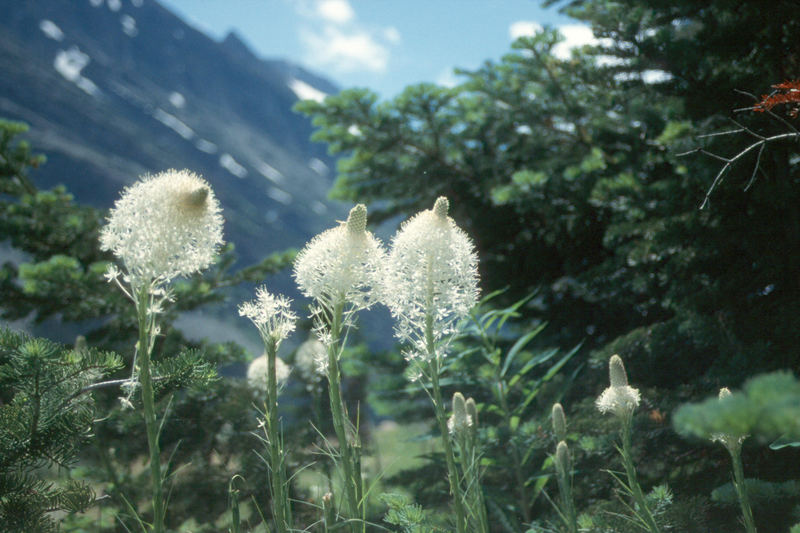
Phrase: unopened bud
[
  {"left": 552, "top": 403, "right": 566, "bottom": 441},
  {"left": 433, "top": 196, "right": 449, "bottom": 219},
  {"left": 556, "top": 440, "right": 570, "bottom": 475},
  {"left": 465, "top": 397, "right": 479, "bottom": 430},
  {"left": 346, "top": 204, "right": 367, "bottom": 235},
  {"left": 609, "top": 354, "right": 629, "bottom": 388},
  {"left": 74, "top": 335, "right": 88, "bottom": 354},
  {"left": 452, "top": 392, "right": 468, "bottom": 432}
]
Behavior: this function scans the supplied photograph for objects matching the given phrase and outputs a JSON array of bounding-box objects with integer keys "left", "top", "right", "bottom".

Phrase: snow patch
[
  {"left": 107, "top": 0, "right": 121, "bottom": 12},
  {"left": 195, "top": 139, "right": 217, "bottom": 153},
  {"left": 288, "top": 78, "right": 327, "bottom": 103},
  {"left": 131, "top": 0, "right": 144, "bottom": 6},
  {"left": 153, "top": 108, "right": 194, "bottom": 139},
  {"left": 121, "top": 15, "right": 138, "bottom": 37},
  {"left": 54, "top": 47, "right": 100, "bottom": 97},
  {"left": 168, "top": 91, "right": 185, "bottom": 109},
  {"left": 267, "top": 187, "right": 292, "bottom": 205},
  {"left": 256, "top": 160, "right": 284, "bottom": 184},
  {"left": 39, "top": 20, "right": 64, "bottom": 41},
  {"left": 309, "top": 158, "right": 328, "bottom": 175},
  {"left": 220, "top": 153, "right": 247, "bottom": 178}
]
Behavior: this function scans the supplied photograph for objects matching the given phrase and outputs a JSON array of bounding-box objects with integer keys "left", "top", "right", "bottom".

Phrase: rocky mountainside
[{"left": 0, "top": 0, "right": 342, "bottom": 267}]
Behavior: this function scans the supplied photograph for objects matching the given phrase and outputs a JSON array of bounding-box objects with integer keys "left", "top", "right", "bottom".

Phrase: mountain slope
[{"left": 0, "top": 0, "right": 342, "bottom": 267}]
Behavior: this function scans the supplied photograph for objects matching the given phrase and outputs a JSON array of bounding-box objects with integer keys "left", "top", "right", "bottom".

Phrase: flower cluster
[
  {"left": 100, "top": 169, "right": 224, "bottom": 290},
  {"left": 383, "top": 197, "right": 479, "bottom": 363},
  {"left": 293, "top": 204, "right": 385, "bottom": 312},
  {"left": 294, "top": 338, "right": 327, "bottom": 381},
  {"left": 238, "top": 286, "right": 297, "bottom": 347},
  {"left": 247, "top": 353, "right": 291, "bottom": 392},
  {"left": 596, "top": 355, "right": 641, "bottom": 418}
]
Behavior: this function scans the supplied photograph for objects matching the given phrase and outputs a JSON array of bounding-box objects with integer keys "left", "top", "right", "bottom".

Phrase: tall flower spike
[
  {"left": 384, "top": 196, "right": 479, "bottom": 363},
  {"left": 293, "top": 203, "right": 385, "bottom": 312},
  {"left": 100, "top": 169, "right": 223, "bottom": 289},
  {"left": 596, "top": 354, "right": 641, "bottom": 417}
]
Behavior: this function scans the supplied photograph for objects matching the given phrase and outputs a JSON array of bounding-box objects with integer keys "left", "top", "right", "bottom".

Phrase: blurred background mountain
[{"left": 0, "top": 0, "right": 342, "bottom": 268}]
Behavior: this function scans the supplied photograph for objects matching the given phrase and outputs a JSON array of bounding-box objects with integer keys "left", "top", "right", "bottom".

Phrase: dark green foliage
[
  {"left": 0, "top": 328, "right": 122, "bottom": 531},
  {"left": 381, "top": 493, "right": 439, "bottom": 533}
]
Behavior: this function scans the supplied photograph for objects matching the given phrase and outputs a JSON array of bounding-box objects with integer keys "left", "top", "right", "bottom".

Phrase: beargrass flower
[
  {"left": 448, "top": 391, "right": 473, "bottom": 435},
  {"left": 295, "top": 338, "right": 326, "bottom": 381},
  {"left": 293, "top": 204, "right": 385, "bottom": 313},
  {"left": 711, "top": 387, "right": 747, "bottom": 452},
  {"left": 384, "top": 197, "right": 479, "bottom": 364},
  {"left": 238, "top": 286, "right": 297, "bottom": 347},
  {"left": 247, "top": 353, "right": 291, "bottom": 392},
  {"left": 100, "top": 169, "right": 223, "bottom": 290},
  {"left": 596, "top": 354, "right": 641, "bottom": 417}
]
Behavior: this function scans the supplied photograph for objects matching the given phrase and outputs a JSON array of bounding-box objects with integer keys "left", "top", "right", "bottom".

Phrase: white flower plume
[
  {"left": 239, "top": 286, "right": 297, "bottom": 346},
  {"left": 247, "top": 353, "right": 291, "bottom": 392},
  {"left": 383, "top": 197, "right": 479, "bottom": 364},
  {"left": 99, "top": 169, "right": 223, "bottom": 289},
  {"left": 293, "top": 203, "right": 386, "bottom": 311},
  {"left": 596, "top": 355, "right": 641, "bottom": 417}
]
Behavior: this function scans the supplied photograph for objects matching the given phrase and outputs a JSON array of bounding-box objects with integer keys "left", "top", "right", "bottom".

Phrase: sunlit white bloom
[
  {"left": 247, "top": 353, "right": 291, "bottom": 392},
  {"left": 293, "top": 204, "right": 386, "bottom": 311},
  {"left": 295, "top": 338, "right": 326, "bottom": 381},
  {"left": 383, "top": 197, "right": 479, "bottom": 363},
  {"left": 100, "top": 169, "right": 223, "bottom": 289},
  {"left": 239, "top": 286, "right": 297, "bottom": 346},
  {"left": 596, "top": 355, "right": 641, "bottom": 417}
]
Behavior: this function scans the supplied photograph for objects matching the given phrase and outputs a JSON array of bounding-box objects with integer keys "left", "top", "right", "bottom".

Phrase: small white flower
[
  {"left": 247, "top": 353, "right": 291, "bottom": 392},
  {"left": 238, "top": 286, "right": 297, "bottom": 346},
  {"left": 293, "top": 204, "right": 385, "bottom": 311},
  {"left": 596, "top": 355, "right": 641, "bottom": 417},
  {"left": 384, "top": 197, "right": 479, "bottom": 363},
  {"left": 711, "top": 387, "right": 747, "bottom": 452},
  {"left": 100, "top": 169, "right": 224, "bottom": 289}
]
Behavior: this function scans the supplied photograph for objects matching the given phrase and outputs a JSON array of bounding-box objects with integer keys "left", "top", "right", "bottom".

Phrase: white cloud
[
  {"left": 316, "top": 0, "right": 354, "bottom": 24},
  {"left": 553, "top": 24, "right": 598, "bottom": 59},
  {"left": 301, "top": 26, "right": 389, "bottom": 73},
  {"left": 436, "top": 68, "right": 460, "bottom": 88},
  {"left": 294, "top": 0, "right": 398, "bottom": 74},
  {"left": 509, "top": 20, "right": 542, "bottom": 41}
]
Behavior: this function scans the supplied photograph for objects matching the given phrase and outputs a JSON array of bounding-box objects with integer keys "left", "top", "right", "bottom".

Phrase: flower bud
[
  {"left": 552, "top": 403, "right": 567, "bottom": 442},
  {"left": 555, "top": 440, "right": 570, "bottom": 476},
  {"left": 346, "top": 204, "right": 367, "bottom": 235},
  {"left": 609, "top": 354, "right": 629, "bottom": 388},
  {"left": 450, "top": 392, "right": 470, "bottom": 434},
  {"left": 433, "top": 196, "right": 449, "bottom": 219},
  {"left": 465, "top": 397, "right": 479, "bottom": 430}
]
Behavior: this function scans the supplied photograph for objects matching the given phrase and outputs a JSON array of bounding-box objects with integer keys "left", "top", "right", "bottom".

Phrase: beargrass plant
[
  {"left": 100, "top": 169, "right": 224, "bottom": 532},
  {"left": 449, "top": 392, "right": 489, "bottom": 533},
  {"left": 596, "top": 355, "right": 661, "bottom": 533},
  {"left": 550, "top": 403, "right": 577, "bottom": 533},
  {"left": 711, "top": 387, "right": 757, "bottom": 533},
  {"left": 239, "top": 286, "right": 297, "bottom": 532},
  {"left": 293, "top": 203, "right": 386, "bottom": 531},
  {"left": 383, "top": 197, "right": 479, "bottom": 533}
]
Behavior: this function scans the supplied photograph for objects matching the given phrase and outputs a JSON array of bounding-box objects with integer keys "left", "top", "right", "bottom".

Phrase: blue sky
[{"left": 159, "top": 0, "right": 587, "bottom": 98}]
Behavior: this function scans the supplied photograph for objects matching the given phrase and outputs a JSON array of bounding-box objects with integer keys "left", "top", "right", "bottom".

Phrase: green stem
[
  {"left": 555, "top": 458, "right": 577, "bottom": 533},
  {"left": 136, "top": 286, "right": 164, "bottom": 533},
  {"left": 496, "top": 377, "right": 531, "bottom": 524},
  {"left": 325, "top": 300, "right": 362, "bottom": 533},
  {"left": 620, "top": 418, "right": 660, "bottom": 533},
  {"left": 729, "top": 446, "right": 757, "bottom": 533},
  {"left": 265, "top": 337, "right": 290, "bottom": 533}
]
